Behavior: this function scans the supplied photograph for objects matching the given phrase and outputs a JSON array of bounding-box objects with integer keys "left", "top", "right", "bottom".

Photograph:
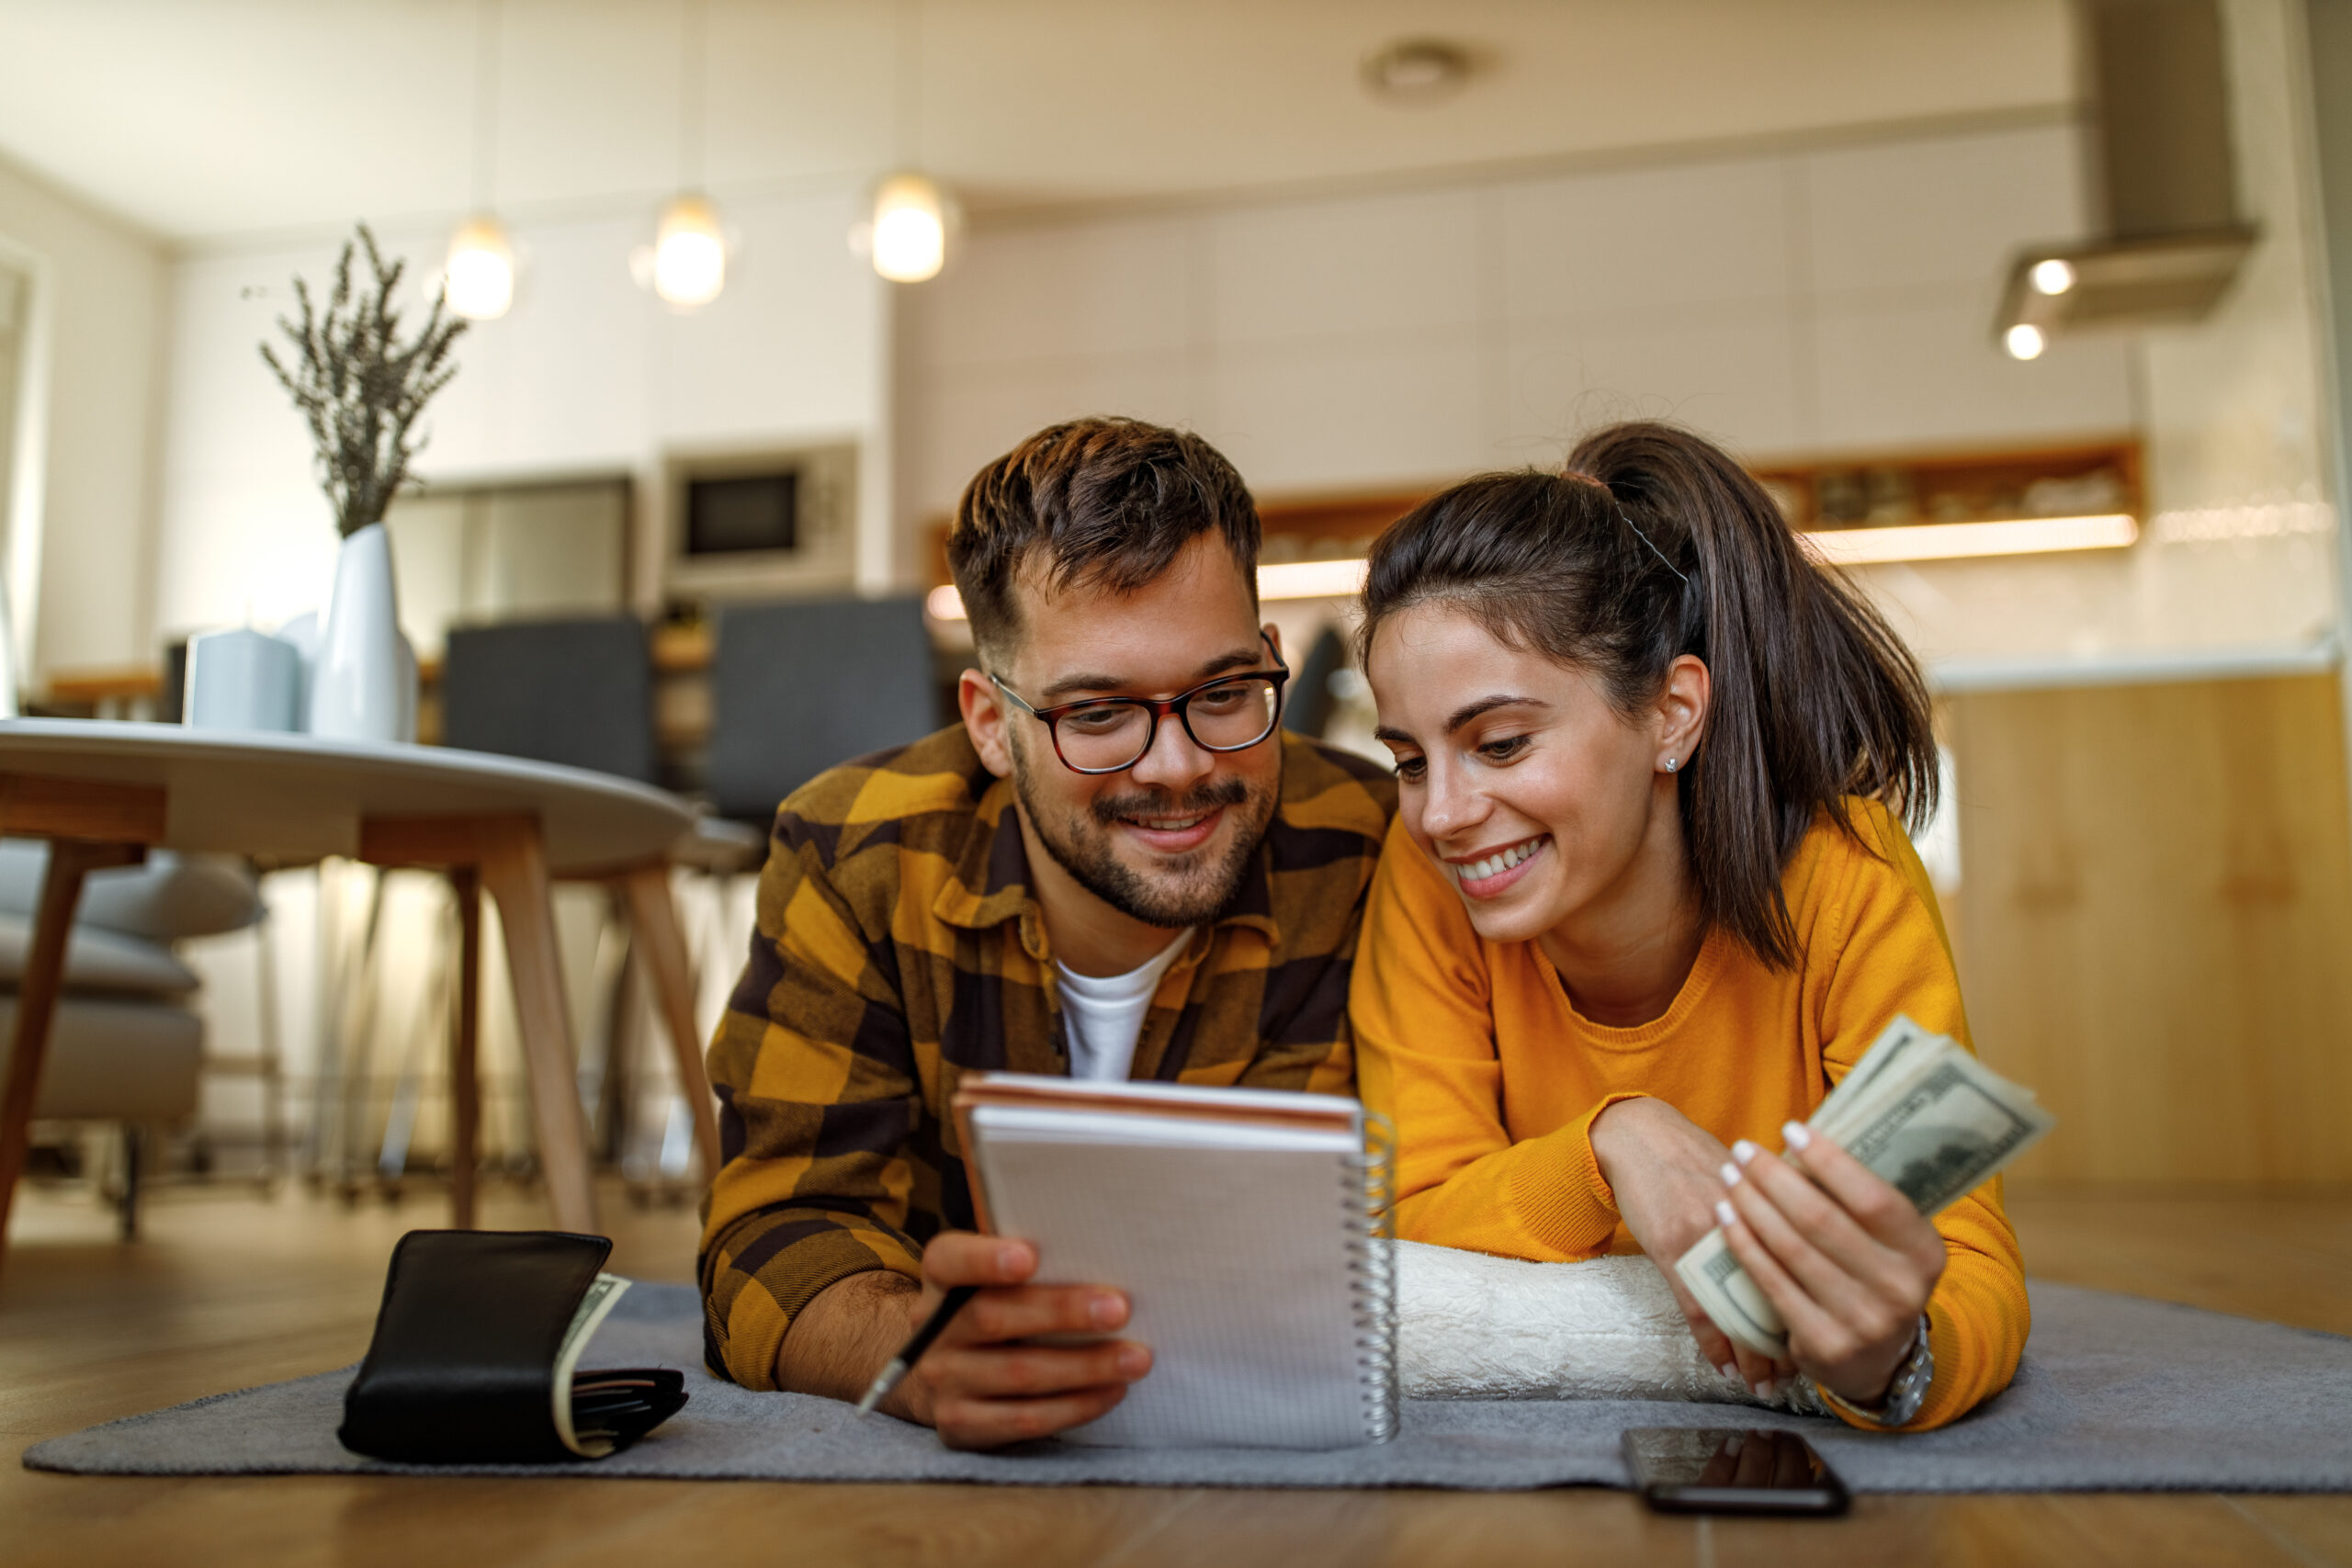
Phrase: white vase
[{"left": 308, "top": 523, "right": 415, "bottom": 744}]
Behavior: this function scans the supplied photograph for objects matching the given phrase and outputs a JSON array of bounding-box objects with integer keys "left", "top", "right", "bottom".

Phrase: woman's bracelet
[{"left": 1804, "top": 1313, "right": 1934, "bottom": 1427}]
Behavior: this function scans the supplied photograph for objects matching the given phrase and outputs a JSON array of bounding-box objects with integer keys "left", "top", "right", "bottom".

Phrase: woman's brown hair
[{"left": 1358, "top": 420, "right": 1938, "bottom": 969}]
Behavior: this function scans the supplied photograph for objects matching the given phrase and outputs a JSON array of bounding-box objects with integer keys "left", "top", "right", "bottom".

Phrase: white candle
[{"left": 185, "top": 626, "right": 301, "bottom": 732}]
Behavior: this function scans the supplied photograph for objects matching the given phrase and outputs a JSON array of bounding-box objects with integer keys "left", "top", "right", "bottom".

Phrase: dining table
[{"left": 0, "top": 718, "right": 726, "bottom": 1283}]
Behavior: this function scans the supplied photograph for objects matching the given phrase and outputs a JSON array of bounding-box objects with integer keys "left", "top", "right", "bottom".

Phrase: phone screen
[{"left": 1620, "top": 1427, "right": 1849, "bottom": 1515}]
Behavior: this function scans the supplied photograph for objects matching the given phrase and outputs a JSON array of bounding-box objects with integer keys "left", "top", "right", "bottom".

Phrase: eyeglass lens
[{"left": 1054, "top": 677, "right": 1283, "bottom": 771}]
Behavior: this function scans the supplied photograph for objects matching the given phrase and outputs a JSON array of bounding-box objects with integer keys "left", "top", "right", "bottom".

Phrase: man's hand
[
  {"left": 1590, "top": 1096, "right": 1797, "bottom": 1396},
  {"left": 779, "top": 1232, "right": 1151, "bottom": 1450}
]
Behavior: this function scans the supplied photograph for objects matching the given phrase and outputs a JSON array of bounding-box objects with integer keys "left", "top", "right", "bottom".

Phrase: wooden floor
[{"left": 3, "top": 1179, "right": 2348, "bottom": 1568}]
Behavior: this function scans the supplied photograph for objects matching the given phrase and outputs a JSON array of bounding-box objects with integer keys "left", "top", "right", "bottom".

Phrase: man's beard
[{"left": 1008, "top": 730, "right": 1277, "bottom": 929}]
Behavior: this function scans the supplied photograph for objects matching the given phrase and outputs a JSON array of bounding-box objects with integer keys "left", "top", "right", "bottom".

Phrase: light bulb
[
  {"left": 653, "top": 195, "right": 727, "bottom": 308},
  {"left": 871, "top": 174, "right": 946, "bottom": 283},
  {"left": 444, "top": 215, "right": 514, "bottom": 321},
  {"left": 2004, "top": 322, "right": 2047, "bottom": 360},
  {"left": 2030, "top": 257, "right": 2077, "bottom": 296}
]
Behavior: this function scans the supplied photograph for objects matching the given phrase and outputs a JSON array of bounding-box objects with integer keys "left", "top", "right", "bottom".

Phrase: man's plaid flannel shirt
[{"left": 697, "top": 723, "right": 1396, "bottom": 1388}]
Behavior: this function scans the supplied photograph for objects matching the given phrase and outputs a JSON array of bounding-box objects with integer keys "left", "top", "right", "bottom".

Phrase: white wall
[
  {"left": 1859, "top": 0, "right": 2341, "bottom": 676},
  {"left": 905, "top": 120, "right": 2131, "bottom": 515},
  {"left": 903, "top": 105, "right": 2342, "bottom": 669},
  {"left": 0, "top": 151, "right": 169, "bottom": 682},
  {"left": 154, "top": 179, "right": 894, "bottom": 641}
]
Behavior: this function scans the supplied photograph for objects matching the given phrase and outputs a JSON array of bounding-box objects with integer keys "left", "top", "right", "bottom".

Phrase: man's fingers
[
  {"left": 925, "top": 1338, "right": 1151, "bottom": 1399},
  {"left": 921, "top": 1231, "right": 1039, "bottom": 1289},
  {"left": 932, "top": 1383, "right": 1131, "bottom": 1450},
  {"left": 944, "top": 1283, "right": 1129, "bottom": 1346}
]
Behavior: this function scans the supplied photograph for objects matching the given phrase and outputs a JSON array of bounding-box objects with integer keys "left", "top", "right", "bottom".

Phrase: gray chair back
[
  {"left": 707, "top": 595, "right": 941, "bottom": 824},
  {"left": 441, "top": 615, "right": 658, "bottom": 784}
]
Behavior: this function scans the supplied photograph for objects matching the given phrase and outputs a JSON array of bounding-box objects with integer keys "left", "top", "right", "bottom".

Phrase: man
[{"left": 698, "top": 417, "right": 1396, "bottom": 1449}]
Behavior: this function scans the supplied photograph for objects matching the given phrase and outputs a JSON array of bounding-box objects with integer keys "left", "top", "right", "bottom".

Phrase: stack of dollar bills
[{"left": 1675, "top": 1014, "right": 2055, "bottom": 1359}]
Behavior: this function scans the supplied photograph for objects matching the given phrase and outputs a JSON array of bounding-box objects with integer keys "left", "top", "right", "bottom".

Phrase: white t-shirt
[{"left": 1055, "top": 930, "right": 1193, "bottom": 1082}]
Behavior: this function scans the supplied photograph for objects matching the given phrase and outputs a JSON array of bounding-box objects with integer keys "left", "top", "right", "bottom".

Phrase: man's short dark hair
[{"left": 946, "top": 417, "right": 1261, "bottom": 662}]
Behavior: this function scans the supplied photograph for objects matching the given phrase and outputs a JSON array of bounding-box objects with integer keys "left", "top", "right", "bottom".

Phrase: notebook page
[{"left": 969, "top": 1107, "right": 1374, "bottom": 1450}]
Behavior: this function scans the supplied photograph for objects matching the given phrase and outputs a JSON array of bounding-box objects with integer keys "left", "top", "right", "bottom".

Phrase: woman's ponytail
[{"left": 1361, "top": 420, "right": 1939, "bottom": 969}]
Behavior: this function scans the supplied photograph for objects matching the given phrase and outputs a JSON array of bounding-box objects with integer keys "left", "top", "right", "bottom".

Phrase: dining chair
[{"left": 704, "top": 594, "right": 945, "bottom": 826}]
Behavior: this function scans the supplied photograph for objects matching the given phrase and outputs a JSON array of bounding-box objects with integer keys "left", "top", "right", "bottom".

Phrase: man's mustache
[{"left": 1089, "top": 777, "right": 1250, "bottom": 828}]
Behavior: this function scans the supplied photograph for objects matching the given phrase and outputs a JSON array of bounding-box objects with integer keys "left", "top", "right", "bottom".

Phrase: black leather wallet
[{"left": 338, "top": 1229, "right": 688, "bottom": 1464}]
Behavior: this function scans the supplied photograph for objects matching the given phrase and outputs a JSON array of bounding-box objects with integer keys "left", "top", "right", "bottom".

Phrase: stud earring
[{"left": 1665, "top": 759, "right": 1678, "bottom": 773}]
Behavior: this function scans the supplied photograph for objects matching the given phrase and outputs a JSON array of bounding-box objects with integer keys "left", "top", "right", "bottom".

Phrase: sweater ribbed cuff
[{"left": 1501, "top": 1091, "right": 1651, "bottom": 1258}]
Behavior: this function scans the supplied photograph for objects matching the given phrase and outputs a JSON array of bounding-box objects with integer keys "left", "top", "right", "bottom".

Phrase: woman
[{"left": 1350, "top": 421, "right": 2025, "bottom": 1431}]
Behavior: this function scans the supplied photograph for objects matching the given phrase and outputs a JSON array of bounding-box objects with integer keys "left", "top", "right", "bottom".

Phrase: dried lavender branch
[{"left": 259, "top": 223, "right": 469, "bottom": 537}]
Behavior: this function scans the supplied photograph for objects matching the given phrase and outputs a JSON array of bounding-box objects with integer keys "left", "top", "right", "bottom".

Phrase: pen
[{"left": 854, "top": 1284, "right": 978, "bottom": 1417}]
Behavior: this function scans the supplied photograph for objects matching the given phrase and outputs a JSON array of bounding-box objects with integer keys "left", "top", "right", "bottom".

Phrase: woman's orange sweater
[{"left": 1351, "top": 798, "right": 2028, "bottom": 1431}]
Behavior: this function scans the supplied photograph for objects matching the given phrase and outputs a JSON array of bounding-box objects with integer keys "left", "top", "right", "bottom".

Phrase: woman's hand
[
  {"left": 1590, "top": 1096, "right": 1795, "bottom": 1395},
  {"left": 1714, "top": 1121, "right": 1947, "bottom": 1409}
]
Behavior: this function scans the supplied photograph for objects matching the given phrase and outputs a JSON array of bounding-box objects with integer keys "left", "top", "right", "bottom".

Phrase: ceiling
[{"left": 0, "top": 0, "right": 2075, "bottom": 246}]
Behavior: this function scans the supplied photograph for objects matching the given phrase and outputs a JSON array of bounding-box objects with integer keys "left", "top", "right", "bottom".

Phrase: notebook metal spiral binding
[{"left": 1344, "top": 1110, "right": 1401, "bottom": 1443}]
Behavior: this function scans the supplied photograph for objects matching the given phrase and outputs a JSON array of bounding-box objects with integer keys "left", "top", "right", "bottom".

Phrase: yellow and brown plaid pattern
[{"left": 697, "top": 723, "right": 1396, "bottom": 1389}]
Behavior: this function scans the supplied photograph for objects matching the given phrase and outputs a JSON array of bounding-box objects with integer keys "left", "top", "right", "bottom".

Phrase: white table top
[{"left": 0, "top": 719, "right": 697, "bottom": 875}]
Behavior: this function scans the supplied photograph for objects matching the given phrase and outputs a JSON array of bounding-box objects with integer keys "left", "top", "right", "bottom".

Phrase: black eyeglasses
[{"left": 990, "top": 634, "right": 1291, "bottom": 774}]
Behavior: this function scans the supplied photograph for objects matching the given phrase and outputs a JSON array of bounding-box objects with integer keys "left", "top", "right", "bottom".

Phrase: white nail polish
[
  {"left": 1717, "top": 1362, "right": 1738, "bottom": 1382},
  {"left": 1782, "top": 1120, "right": 1813, "bottom": 1151},
  {"left": 1732, "top": 1139, "right": 1759, "bottom": 1165},
  {"left": 1718, "top": 1161, "right": 1741, "bottom": 1187},
  {"left": 1752, "top": 1381, "right": 1774, "bottom": 1401},
  {"left": 1714, "top": 1198, "right": 1738, "bottom": 1227}
]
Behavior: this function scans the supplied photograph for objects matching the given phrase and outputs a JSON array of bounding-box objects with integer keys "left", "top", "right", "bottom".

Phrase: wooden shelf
[
  {"left": 915, "top": 437, "right": 2145, "bottom": 588},
  {"left": 1751, "top": 438, "right": 2141, "bottom": 531}
]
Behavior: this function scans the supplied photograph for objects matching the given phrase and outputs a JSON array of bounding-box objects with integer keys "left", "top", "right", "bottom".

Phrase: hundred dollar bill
[
  {"left": 551, "top": 1271, "right": 631, "bottom": 1457},
  {"left": 1673, "top": 1016, "right": 2054, "bottom": 1359},
  {"left": 1810, "top": 1013, "right": 1938, "bottom": 1141}
]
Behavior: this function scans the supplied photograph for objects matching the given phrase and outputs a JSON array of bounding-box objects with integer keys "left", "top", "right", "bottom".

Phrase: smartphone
[{"left": 1621, "top": 1427, "right": 1850, "bottom": 1516}]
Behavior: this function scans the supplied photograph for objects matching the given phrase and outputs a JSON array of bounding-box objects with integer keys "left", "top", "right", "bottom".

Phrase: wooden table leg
[
  {"left": 0, "top": 840, "right": 141, "bottom": 1290},
  {"left": 447, "top": 866, "right": 481, "bottom": 1230},
  {"left": 617, "top": 863, "right": 723, "bottom": 1180},
  {"left": 475, "top": 821, "right": 600, "bottom": 1235}
]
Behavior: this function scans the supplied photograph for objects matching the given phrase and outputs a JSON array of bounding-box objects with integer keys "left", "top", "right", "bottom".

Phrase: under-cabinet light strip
[{"left": 1799, "top": 513, "right": 2139, "bottom": 566}]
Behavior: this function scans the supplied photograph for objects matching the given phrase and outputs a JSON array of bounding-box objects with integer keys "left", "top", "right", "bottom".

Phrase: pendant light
[
  {"left": 870, "top": 174, "right": 947, "bottom": 283},
  {"left": 863, "top": 0, "right": 952, "bottom": 284},
  {"left": 445, "top": 217, "right": 515, "bottom": 321},
  {"left": 445, "top": 0, "right": 515, "bottom": 321},
  {"left": 653, "top": 196, "right": 727, "bottom": 307},
  {"left": 645, "top": 0, "right": 728, "bottom": 308}
]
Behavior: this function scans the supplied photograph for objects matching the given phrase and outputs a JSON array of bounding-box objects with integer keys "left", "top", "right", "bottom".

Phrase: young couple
[{"left": 698, "top": 416, "right": 2026, "bottom": 1450}]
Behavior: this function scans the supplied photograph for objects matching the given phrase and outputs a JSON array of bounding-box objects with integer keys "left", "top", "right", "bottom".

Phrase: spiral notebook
[{"left": 952, "top": 1072, "right": 1397, "bottom": 1450}]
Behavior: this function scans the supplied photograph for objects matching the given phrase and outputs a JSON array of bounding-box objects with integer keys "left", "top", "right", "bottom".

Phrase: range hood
[{"left": 1997, "top": 0, "right": 2256, "bottom": 355}]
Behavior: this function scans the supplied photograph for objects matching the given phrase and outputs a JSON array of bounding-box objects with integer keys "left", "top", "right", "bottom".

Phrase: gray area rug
[{"left": 25, "top": 1280, "right": 2352, "bottom": 1493}]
